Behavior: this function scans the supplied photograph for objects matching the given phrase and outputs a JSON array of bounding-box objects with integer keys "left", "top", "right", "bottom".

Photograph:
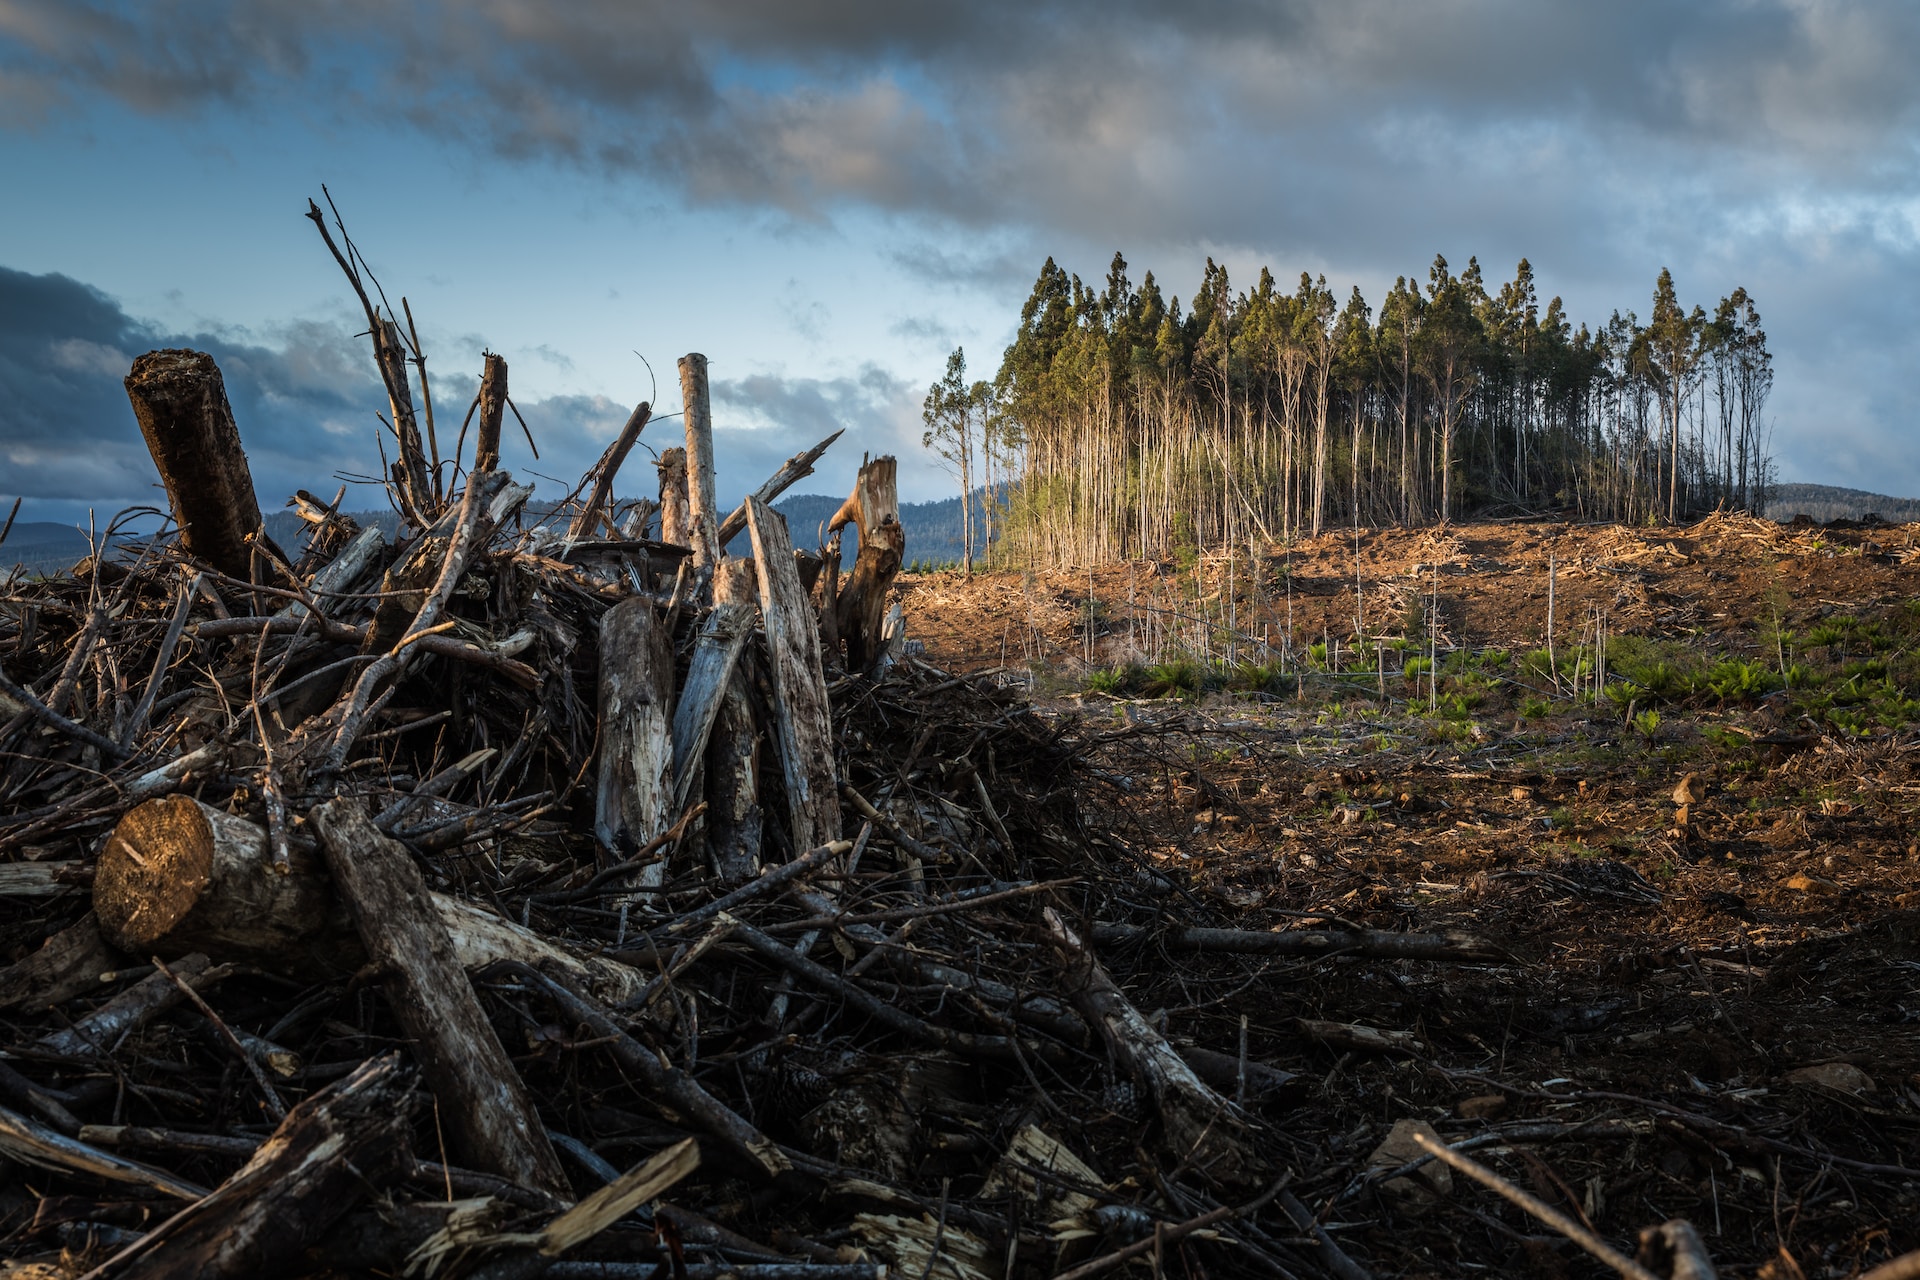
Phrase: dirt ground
[{"left": 894, "top": 514, "right": 1920, "bottom": 1278}]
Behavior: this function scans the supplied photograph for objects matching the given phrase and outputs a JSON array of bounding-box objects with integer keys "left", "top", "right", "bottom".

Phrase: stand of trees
[{"left": 925, "top": 253, "right": 1774, "bottom": 568}]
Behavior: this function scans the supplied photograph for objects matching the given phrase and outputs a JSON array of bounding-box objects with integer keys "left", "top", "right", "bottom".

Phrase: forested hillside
[
  {"left": 1768, "top": 483, "right": 1920, "bottom": 524},
  {"left": 921, "top": 254, "right": 1776, "bottom": 568}
]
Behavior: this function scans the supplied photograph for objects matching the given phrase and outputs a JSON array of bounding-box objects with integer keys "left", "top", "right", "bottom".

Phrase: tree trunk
[
  {"left": 679, "top": 353, "right": 721, "bottom": 579},
  {"left": 595, "top": 598, "right": 675, "bottom": 880},
  {"left": 376, "top": 318, "right": 433, "bottom": 521},
  {"left": 828, "top": 456, "right": 906, "bottom": 673},
  {"left": 124, "top": 349, "right": 262, "bottom": 580},
  {"left": 309, "top": 798, "right": 571, "bottom": 1201},
  {"left": 745, "top": 497, "right": 842, "bottom": 855},
  {"left": 93, "top": 796, "right": 648, "bottom": 1003},
  {"left": 86, "top": 1054, "right": 418, "bottom": 1279},
  {"left": 670, "top": 601, "right": 755, "bottom": 811},
  {"left": 475, "top": 351, "right": 509, "bottom": 473},
  {"left": 568, "top": 401, "right": 652, "bottom": 539},
  {"left": 715, "top": 429, "right": 846, "bottom": 550},
  {"left": 705, "top": 669, "right": 763, "bottom": 886},
  {"left": 657, "top": 447, "right": 691, "bottom": 548}
]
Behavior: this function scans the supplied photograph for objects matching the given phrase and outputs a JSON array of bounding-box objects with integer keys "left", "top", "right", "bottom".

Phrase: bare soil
[{"left": 895, "top": 514, "right": 1920, "bottom": 1278}]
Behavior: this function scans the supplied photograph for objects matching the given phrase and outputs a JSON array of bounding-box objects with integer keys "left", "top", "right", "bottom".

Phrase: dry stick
[
  {"left": 567, "top": 401, "right": 653, "bottom": 540},
  {"left": 1410, "top": 1132, "right": 1661, "bottom": 1280},
  {"left": 152, "top": 956, "right": 287, "bottom": 1122},
  {"left": 401, "top": 297, "right": 442, "bottom": 504},
  {"left": 325, "top": 470, "right": 502, "bottom": 771},
  {"left": 119, "top": 571, "right": 198, "bottom": 749},
  {"left": 1546, "top": 551, "right": 1557, "bottom": 694},
  {"left": 646, "top": 838, "right": 852, "bottom": 942},
  {"left": 1089, "top": 922, "right": 1503, "bottom": 963},
  {"left": 1052, "top": 1174, "right": 1293, "bottom": 1280},
  {"left": 1862, "top": 1250, "right": 1920, "bottom": 1280},
  {"left": 0, "top": 496, "right": 17, "bottom": 548},
  {"left": 0, "top": 660, "right": 129, "bottom": 761}
]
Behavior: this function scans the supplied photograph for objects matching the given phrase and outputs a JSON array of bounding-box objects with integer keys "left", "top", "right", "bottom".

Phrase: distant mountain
[
  {"left": 0, "top": 522, "right": 95, "bottom": 577},
  {"left": 771, "top": 490, "right": 995, "bottom": 568},
  {"left": 1769, "top": 483, "right": 1920, "bottom": 524}
]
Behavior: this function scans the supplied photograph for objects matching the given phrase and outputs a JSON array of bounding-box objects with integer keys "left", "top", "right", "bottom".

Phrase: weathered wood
[
  {"left": 282, "top": 523, "right": 385, "bottom": 620},
  {"left": 745, "top": 497, "right": 842, "bottom": 854},
  {"left": 829, "top": 456, "right": 905, "bottom": 672},
  {"left": 377, "top": 316, "right": 433, "bottom": 520},
  {"left": 657, "top": 447, "right": 690, "bottom": 548},
  {"left": 0, "top": 1103, "right": 207, "bottom": 1201},
  {"left": 82, "top": 1054, "right": 417, "bottom": 1278},
  {"left": 568, "top": 401, "right": 652, "bottom": 539},
  {"left": 39, "top": 952, "right": 230, "bottom": 1060},
  {"left": 679, "top": 353, "right": 721, "bottom": 577},
  {"left": 715, "top": 429, "right": 846, "bottom": 550},
  {"left": 595, "top": 598, "right": 675, "bottom": 882},
  {"left": 310, "top": 798, "right": 571, "bottom": 1200},
  {"left": 475, "top": 351, "right": 509, "bottom": 472},
  {"left": 671, "top": 602, "right": 754, "bottom": 811},
  {"left": 94, "top": 796, "right": 648, "bottom": 1000},
  {"left": 0, "top": 913, "right": 121, "bottom": 1012},
  {"left": 705, "top": 670, "right": 763, "bottom": 885},
  {"left": 123, "top": 349, "right": 262, "bottom": 580},
  {"left": 366, "top": 470, "right": 526, "bottom": 651},
  {"left": 1044, "top": 907, "right": 1254, "bottom": 1184}
]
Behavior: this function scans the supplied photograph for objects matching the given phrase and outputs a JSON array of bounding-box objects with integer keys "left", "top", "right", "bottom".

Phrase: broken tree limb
[
  {"left": 377, "top": 316, "right": 434, "bottom": 520},
  {"left": 123, "top": 349, "right": 263, "bottom": 580},
  {"left": 745, "top": 497, "right": 842, "bottom": 855},
  {"left": 715, "top": 429, "right": 846, "bottom": 550},
  {"left": 828, "top": 455, "right": 905, "bottom": 673},
  {"left": 671, "top": 601, "right": 754, "bottom": 811},
  {"left": 39, "top": 952, "right": 230, "bottom": 1060},
  {"left": 309, "top": 797, "right": 572, "bottom": 1200},
  {"left": 679, "top": 353, "right": 721, "bottom": 580},
  {"left": 475, "top": 351, "right": 509, "bottom": 473},
  {"left": 706, "top": 668, "right": 763, "bottom": 885},
  {"left": 1088, "top": 922, "right": 1504, "bottom": 963},
  {"left": 77, "top": 1054, "right": 418, "bottom": 1280},
  {"left": 568, "top": 401, "right": 653, "bottom": 540},
  {"left": 1044, "top": 908, "right": 1256, "bottom": 1184},
  {"left": 595, "top": 597, "right": 676, "bottom": 880},
  {"left": 0, "top": 1103, "right": 207, "bottom": 1201}
]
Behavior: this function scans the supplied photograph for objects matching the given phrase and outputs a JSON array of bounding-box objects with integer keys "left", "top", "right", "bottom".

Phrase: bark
[
  {"left": 310, "top": 798, "right": 571, "bottom": 1200},
  {"left": 84, "top": 1054, "right": 417, "bottom": 1279},
  {"left": 705, "top": 670, "right": 763, "bottom": 886},
  {"left": 123, "top": 349, "right": 262, "bottom": 580},
  {"left": 0, "top": 1103, "right": 207, "bottom": 1202},
  {"left": 679, "top": 353, "right": 721, "bottom": 577},
  {"left": 0, "top": 913, "right": 121, "bottom": 1013},
  {"left": 475, "top": 351, "right": 509, "bottom": 473},
  {"left": 595, "top": 598, "right": 675, "bottom": 880},
  {"left": 744, "top": 498, "right": 842, "bottom": 855},
  {"left": 1044, "top": 908, "right": 1255, "bottom": 1184},
  {"left": 93, "top": 796, "right": 649, "bottom": 999},
  {"left": 281, "top": 524, "right": 385, "bottom": 620},
  {"left": 39, "top": 953, "right": 228, "bottom": 1060},
  {"left": 828, "top": 456, "right": 906, "bottom": 672},
  {"left": 657, "top": 447, "right": 691, "bottom": 548},
  {"left": 377, "top": 317, "right": 433, "bottom": 520}
]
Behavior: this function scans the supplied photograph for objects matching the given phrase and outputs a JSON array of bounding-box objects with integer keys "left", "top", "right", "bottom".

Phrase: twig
[
  {"left": 1053, "top": 1173, "right": 1293, "bottom": 1280},
  {"left": 153, "top": 956, "right": 287, "bottom": 1122}
]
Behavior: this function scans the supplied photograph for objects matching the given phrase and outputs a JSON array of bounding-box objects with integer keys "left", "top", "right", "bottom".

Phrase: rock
[
  {"left": 1368, "top": 1119, "right": 1453, "bottom": 1209},
  {"left": 1455, "top": 1094, "right": 1508, "bottom": 1121},
  {"left": 1785, "top": 1062, "right": 1874, "bottom": 1097},
  {"left": 1672, "top": 773, "right": 1704, "bottom": 806}
]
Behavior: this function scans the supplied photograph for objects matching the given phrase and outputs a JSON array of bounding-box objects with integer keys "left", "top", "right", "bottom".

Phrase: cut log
[
  {"left": 678, "top": 353, "right": 721, "bottom": 577},
  {"left": 715, "top": 429, "right": 846, "bottom": 550},
  {"left": 595, "top": 598, "right": 676, "bottom": 882},
  {"left": 567, "top": 401, "right": 652, "bottom": 539},
  {"left": 744, "top": 498, "right": 842, "bottom": 855},
  {"left": 123, "top": 349, "right": 262, "bottom": 580},
  {"left": 93, "top": 796, "right": 648, "bottom": 1003},
  {"left": 1044, "top": 907, "right": 1255, "bottom": 1184},
  {"left": 475, "top": 350, "right": 509, "bottom": 472},
  {"left": 310, "top": 798, "right": 571, "bottom": 1200},
  {"left": 828, "top": 456, "right": 905, "bottom": 672},
  {"left": 82, "top": 1054, "right": 417, "bottom": 1278},
  {"left": 657, "top": 447, "right": 690, "bottom": 548},
  {"left": 671, "top": 601, "right": 755, "bottom": 811}
]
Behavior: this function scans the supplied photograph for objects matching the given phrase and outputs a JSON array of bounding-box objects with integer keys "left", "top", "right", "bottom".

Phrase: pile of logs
[{"left": 0, "top": 200, "right": 1776, "bottom": 1279}]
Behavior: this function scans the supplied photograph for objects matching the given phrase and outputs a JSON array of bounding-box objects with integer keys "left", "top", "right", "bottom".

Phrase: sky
[{"left": 4, "top": 0, "right": 1920, "bottom": 529}]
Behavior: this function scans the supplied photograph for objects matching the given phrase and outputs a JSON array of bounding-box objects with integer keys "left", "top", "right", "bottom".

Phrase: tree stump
[{"left": 829, "top": 455, "right": 906, "bottom": 672}]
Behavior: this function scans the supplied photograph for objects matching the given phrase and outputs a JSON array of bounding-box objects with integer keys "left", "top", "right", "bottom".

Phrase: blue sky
[{"left": 6, "top": 1, "right": 1920, "bottom": 527}]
